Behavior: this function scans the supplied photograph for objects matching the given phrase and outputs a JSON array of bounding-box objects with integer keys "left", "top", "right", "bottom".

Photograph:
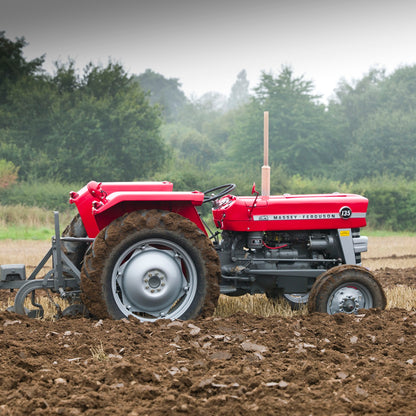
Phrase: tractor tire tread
[
  {"left": 80, "top": 210, "right": 220, "bottom": 320},
  {"left": 61, "top": 214, "right": 89, "bottom": 271},
  {"left": 307, "top": 265, "right": 386, "bottom": 314}
]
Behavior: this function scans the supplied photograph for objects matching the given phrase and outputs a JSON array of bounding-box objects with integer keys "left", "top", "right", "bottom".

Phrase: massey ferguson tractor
[{"left": 0, "top": 114, "right": 386, "bottom": 321}]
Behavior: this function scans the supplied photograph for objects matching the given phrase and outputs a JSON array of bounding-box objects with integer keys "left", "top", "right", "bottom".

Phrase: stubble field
[{"left": 0, "top": 235, "right": 415, "bottom": 415}]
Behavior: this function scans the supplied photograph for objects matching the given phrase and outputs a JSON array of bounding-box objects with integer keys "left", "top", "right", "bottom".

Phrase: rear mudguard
[{"left": 70, "top": 181, "right": 206, "bottom": 237}]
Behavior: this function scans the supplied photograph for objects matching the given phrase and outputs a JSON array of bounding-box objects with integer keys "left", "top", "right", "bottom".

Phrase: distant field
[{"left": 362, "top": 235, "right": 416, "bottom": 269}]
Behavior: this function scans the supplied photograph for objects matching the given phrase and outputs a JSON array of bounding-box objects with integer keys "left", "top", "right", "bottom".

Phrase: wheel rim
[
  {"left": 284, "top": 292, "right": 309, "bottom": 305},
  {"left": 112, "top": 238, "right": 198, "bottom": 321},
  {"left": 327, "top": 281, "right": 373, "bottom": 314}
]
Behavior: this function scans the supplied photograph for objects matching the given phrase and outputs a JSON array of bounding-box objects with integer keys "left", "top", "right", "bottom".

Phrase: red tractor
[
  {"left": 55, "top": 178, "right": 385, "bottom": 321},
  {"left": 1, "top": 115, "right": 386, "bottom": 320},
  {"left": 1, "top": 178, "right": 386, "bottom": 321}
]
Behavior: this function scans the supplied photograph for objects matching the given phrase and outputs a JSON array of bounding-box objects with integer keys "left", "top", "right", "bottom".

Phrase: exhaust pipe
[{"left": 261, "top": 111, "right": 270, "bottom": 198}]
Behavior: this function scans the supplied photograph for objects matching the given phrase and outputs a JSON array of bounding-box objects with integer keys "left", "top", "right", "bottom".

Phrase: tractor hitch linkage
[{"left": 1, "top": 212, "right": 93, "bottom": 318}]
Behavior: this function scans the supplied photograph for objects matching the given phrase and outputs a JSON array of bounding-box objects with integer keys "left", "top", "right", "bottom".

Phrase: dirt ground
[{"left": 0, "top": 266, "right": 414, "bottom": 415}]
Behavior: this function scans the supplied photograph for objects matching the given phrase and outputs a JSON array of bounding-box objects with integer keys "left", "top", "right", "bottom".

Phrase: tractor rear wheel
[
  {"left": 61, "top": 214, "right": 88, "bottom": 271},
  {"left": 307, "top": 265, "right": 386, "bottom": 314},
  {"left": 80, "top": 210, "right": 220, "bottom": 321}
]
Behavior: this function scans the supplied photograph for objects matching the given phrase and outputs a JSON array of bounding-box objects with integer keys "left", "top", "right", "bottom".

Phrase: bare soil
[{"left": 0, "top": 266, "right": 415, "bottom": 414}]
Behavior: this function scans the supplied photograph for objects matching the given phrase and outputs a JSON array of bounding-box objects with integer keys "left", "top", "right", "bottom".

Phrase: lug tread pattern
[
  {"left": 80, "top": 210, "right": 220, "bottom": 320},
  {"left": 307, "top": 265, "right": 387, "bottom": 314},
  {"left": 61, "top": 214, "right": 89, "bottom": 274}
]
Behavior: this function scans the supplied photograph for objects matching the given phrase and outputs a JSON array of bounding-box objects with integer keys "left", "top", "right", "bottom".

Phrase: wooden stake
[{"left": 261, "top": 111, "right": 270, "bottom": 197}]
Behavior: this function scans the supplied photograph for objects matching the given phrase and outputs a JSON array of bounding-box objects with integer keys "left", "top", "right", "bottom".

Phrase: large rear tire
[
  {"left": 61, "top": 214, "right": 88, "bottom": 271},
  {"left": 307, "top": 265, "right": 386, "bottom": 314},
  {"left": 80, "top": 210, "right": 220, "bottom": 321}
]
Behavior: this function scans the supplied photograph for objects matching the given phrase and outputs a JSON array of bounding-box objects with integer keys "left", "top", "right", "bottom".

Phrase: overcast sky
[{"left": 1, "top": 0, "right": 416, "bottom": 102}]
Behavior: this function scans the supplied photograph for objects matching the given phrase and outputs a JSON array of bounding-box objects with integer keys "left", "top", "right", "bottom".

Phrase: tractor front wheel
[
  {"left": 80, "top": 210, "right": 220, "bottom": 321},
  {"left": 307, "top": 265, "right": 386, "bottom": 314}
]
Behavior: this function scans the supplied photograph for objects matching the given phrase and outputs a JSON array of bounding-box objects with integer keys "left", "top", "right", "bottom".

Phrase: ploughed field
[{"left": 0, "top": 237, "right": 415, "bottom": 415}]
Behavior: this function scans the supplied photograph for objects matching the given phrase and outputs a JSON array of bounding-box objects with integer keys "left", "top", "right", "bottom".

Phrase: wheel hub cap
[
  {"left": 120, "top": 248, "right": 184, "bottom": 313},
  {"left": 328, "top": 283, "right": 372, "bottom": 314},
  {"left": 147, "top": 272, "right": 164, "bottom": 289},
  {"left": 340, "top": 297, "right": 357, "bottom": 312},
  {"left": 111, "top": 237, "right": 199, "bottom": 322}
]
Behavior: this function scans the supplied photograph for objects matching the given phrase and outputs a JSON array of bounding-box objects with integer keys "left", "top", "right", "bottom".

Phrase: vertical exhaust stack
[{"left": 261, "top": 111, "right": 270, "bottom": 198}]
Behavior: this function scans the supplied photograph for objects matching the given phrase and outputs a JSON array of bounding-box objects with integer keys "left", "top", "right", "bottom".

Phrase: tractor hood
[{"left": 212, "top": 193, "right": 368, "bottom": 232}]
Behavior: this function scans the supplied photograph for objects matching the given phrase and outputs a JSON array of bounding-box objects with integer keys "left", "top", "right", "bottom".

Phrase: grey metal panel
[
  {"left": 337, "top": 229, "right": 356, "bottom": 264},
  {"left": 0, "top": 264, "right": 26, "bottom": 281},
  {"left": 353, "top": 236, "right": 368, "bottom": 253}
]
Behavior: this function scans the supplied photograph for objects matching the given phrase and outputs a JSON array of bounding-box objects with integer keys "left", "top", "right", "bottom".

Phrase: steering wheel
[{"left": 203, "top": 183, "right": 236, "bottom": 203}]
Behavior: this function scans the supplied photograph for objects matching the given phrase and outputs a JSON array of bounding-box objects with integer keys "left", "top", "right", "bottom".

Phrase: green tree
[
  {"left": 0, "top": 159, "right": 18, "bottom": 189},
  {"left": 177, "top": 92, "right": 227, "bottom": 134},
  {"left": 331, "top": 68, "right": 386, "bottom": 133},
  {"left": 341, "top": 109, "right": 416, "bottom": 180},
  {"left": 49, "top": 63, "right": 166, "bottom": 182},
  {"left": 0, "top": 59, "right": 167, "bottom": 182},
  {"left": 0, "top": 75, "right": 57, "bottom": 178},
  {"left": 228, "top": 69, "right": 250, "bottom": 110},
  {"left": 0, "top": 31, "right": 44, "bottom": 103},
  {"left": 135, "top": 69, "right": 187, "bottom": 121},
  {"left": 161, "top": 123, "right": 219, "bottom": 169},
  {"left": 224, "top": 66, "right": 334, "bottom": 177},
  {"left": 329, "top": 65, "right": 416, "bottom": 181}
]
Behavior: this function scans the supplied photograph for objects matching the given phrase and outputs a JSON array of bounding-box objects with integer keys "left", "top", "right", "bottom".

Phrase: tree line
[
  {"left": 0, "top": 32, "right": 166, "bottom": 183},
  {"left": 1, "top": 31, "right": 416, "bottom": 231}
]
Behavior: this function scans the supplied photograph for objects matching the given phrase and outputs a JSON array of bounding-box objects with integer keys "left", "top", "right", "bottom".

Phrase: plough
[{"left": 2, "top": 212, "right": 91, "bottom": 318}]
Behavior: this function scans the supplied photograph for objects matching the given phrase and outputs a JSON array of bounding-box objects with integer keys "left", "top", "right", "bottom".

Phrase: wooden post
[{"left": 261, "top": 111, "right": 270, "bottom": 197}]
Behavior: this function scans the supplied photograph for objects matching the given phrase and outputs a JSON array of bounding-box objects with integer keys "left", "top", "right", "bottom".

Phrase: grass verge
[
  {"left": 0, "top": 205, "right": 76, "bottom": 240},
  {"left": 0, "top": 226, "right": 55, "bottom": 240},
  {"left": 365, "top": 229, "right": 416, "bottom": 237}
]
